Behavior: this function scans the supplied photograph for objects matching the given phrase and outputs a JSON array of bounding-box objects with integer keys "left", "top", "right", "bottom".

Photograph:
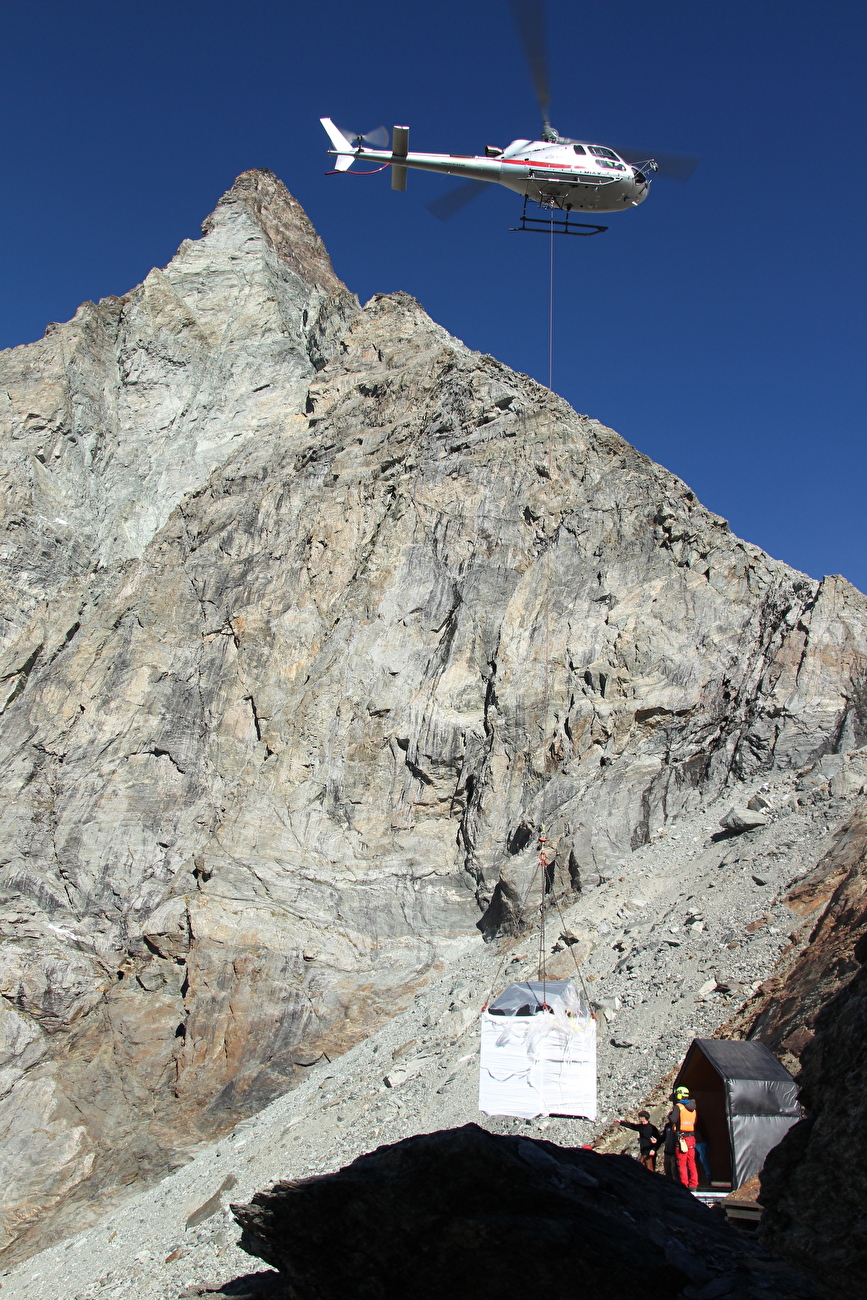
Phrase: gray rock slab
[{"left": 720, "top": 806, "right": 770, "bottom": 832}]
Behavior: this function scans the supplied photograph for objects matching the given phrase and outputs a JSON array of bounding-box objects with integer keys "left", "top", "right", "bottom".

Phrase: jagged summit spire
[{"left": 202, "top": 168, "right": 344, "bottom": 293}]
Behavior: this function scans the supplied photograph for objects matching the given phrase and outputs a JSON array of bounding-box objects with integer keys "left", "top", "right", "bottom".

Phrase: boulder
[
  {"left": 720, "top": 806, "right": 770, "bottom": 832},
  {"left": 232, "top": 1123, "right": 818, "bottom": 1299}
]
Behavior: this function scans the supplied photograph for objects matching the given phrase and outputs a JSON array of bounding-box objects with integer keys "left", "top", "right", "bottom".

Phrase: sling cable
[
  {"left": 534, "top": 212, "right": 598, "bottom": 1017},
  {"left": 486, "top": 211, "right": 594, "bottom": 1016}
]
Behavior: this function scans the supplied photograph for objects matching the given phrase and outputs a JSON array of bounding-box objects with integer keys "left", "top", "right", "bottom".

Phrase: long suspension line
[{"left": 536, "top": 209, "right": 555, "bottom": 1009}]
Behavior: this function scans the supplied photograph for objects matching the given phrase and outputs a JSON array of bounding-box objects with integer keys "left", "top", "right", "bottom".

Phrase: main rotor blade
[
  {"left": 427, "top": 180, "right": 489, "bottom": 222},
  {"left": 615, "top": 146, "right": 701, "bottom": 183},
  {"left": 510, "top": 0, "right": 551, "bottom": 126}
]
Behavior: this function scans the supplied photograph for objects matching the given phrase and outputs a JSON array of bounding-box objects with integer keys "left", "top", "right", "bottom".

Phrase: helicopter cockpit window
[
  {"left": 572, "top": 144, "right": 587, "bottom": 155},
  {"left": 589, "top": 146, "right": 620, "bottom": 160}
]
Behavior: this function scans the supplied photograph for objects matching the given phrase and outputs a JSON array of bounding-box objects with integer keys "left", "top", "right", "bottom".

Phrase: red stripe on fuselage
[{"left": 500, "top": 159, "right": 602, "bottom": 171}]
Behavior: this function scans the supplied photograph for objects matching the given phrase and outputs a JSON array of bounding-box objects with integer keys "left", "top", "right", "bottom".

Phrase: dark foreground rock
[{"left": 232, "top": 1123, "right": 818, "bottom": 1300}]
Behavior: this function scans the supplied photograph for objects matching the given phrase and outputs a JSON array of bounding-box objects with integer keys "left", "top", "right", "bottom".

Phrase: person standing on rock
[
  {"left": 669, "top": 1086, "right": 699, "bottom": 1189},
  {"left": 616, "top": 1110, "right": 661, "bottom": 1172}
]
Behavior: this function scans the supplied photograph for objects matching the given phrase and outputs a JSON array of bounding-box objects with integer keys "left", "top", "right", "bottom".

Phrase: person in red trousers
[{"left": 668, "top": 1086, "right": 699, "bottom": 1189}]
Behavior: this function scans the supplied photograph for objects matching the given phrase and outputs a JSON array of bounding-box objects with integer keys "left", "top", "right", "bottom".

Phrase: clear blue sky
[{"left": 2, "top": 1, "right": 865, "bottom": 590}]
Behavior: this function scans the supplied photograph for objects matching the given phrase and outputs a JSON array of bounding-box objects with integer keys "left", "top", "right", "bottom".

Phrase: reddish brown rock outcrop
[
  {"left": 710, "top": 799, "right": 867, "bottom": 1296},
  {"left": 722, "top": 800, "right": 867, "bottom": 1069}
]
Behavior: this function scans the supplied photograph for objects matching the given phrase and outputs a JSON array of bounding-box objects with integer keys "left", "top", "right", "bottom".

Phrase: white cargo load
[{"left": 478, "top": 979, "right": 596, "bottom": 1121}]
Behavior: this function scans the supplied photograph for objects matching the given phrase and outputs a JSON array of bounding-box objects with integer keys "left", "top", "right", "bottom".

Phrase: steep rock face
[{"left": 0, "top": 170, "right": 866, "bottom": 1261}]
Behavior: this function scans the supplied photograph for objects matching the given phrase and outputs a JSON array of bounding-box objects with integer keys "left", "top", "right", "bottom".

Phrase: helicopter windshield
[{"left": 589, "top": 146, "right": 621, "bottom": 160}]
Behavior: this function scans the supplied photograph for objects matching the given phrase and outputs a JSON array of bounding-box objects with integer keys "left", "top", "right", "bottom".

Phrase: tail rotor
[{"left": 337, "top": 124, "right": 390, "bottom": 150}]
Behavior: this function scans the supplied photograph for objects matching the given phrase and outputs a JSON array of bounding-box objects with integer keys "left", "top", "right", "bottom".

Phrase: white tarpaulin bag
[{"left": 478, "top": 979, "right": 596, "bottom": 1120}]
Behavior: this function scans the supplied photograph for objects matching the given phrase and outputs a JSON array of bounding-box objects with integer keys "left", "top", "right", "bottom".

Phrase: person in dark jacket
[
  {"left": 616, "top": 1110, "right": 661, "bottom": 1172},
  {"left": 660, "top": 1117, "right": 678, "bottom": 1180}
]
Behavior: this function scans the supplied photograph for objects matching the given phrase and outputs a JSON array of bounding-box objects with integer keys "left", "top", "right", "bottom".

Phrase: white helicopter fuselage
[
  {"left": 490, "top": 139, "right": 649, "bottom": 211},
  {"left": 321, "top": 120, "right": 651, "bottom": 213}
]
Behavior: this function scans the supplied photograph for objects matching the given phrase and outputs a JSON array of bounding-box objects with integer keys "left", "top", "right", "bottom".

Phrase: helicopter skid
[{"left": 510, "top": 198, "right": 607, "bottom": 237}]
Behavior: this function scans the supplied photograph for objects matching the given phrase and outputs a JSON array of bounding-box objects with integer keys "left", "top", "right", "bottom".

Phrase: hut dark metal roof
[{"left": 692, "top": 1039, "right": 795, "bottom": 1083}]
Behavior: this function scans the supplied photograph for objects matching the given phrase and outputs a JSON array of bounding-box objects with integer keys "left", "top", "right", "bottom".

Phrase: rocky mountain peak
[
  {"left": 0, "top": 172, "right": 865, "bottom": 1266},
  {"left": 202, "top": 168, "right": 345, "bottom": 294},
  {"left": 0, "top": 174, "right": 358, "bottom": 662}
]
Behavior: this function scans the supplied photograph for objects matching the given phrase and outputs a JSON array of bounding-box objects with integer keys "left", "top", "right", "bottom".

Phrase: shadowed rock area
[
  {"left": 1, "top": 168, "right": 866, "bottom": 1263},
  {"left": 231, "top": 1123, "right": 818, "bottom": 1299},
  {"left": 757, "top": 962, "right": 867, "bottom": 1297},
  {"left": 749, "top": 818, "right": 867, "bottom": 1297}
]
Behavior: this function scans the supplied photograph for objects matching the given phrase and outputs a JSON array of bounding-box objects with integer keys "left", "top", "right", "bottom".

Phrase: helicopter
[{"left": 320, "top": 1, "right": 698, "bottom": 236}]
